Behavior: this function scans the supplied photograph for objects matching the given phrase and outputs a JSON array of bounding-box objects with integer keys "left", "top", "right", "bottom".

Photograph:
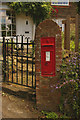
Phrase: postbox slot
[{"left": 42, "top": 45, "right": 53, "bottom": 47}]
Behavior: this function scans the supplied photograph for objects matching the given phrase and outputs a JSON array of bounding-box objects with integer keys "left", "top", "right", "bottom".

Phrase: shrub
[
  {"left": 42, "top": 111, "right": 58, "bottom": 119},
  {"left": 70, "top": 40, "right": 75, "bottom": 51},
  {"left": 62, "top": 24, "right": 76, "bottom": 52},
  {"left": 56, "top": 51, "right": 80, "bottom": 118}
]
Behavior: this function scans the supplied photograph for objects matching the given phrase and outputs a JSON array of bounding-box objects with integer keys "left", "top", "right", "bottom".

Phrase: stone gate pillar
[{"left": 35, "top": 19, "right": 62, "bottom": 111}]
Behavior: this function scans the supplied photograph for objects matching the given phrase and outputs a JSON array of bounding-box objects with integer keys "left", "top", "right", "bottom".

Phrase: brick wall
[
  {"left": 35, "top": 19, "right": 62, "bottom": 111},
  {"left": 51, "top": 2, "right": 77, "bottom": 19}
]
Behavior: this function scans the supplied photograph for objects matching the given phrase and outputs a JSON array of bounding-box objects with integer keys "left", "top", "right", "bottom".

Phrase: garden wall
[{"left": 35, "top": 19, "right": 62, "bottom": 111}]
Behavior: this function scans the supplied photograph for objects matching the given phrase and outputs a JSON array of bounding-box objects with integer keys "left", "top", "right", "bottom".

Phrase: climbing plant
[{"left": 8, "top": 2, "right": 54, "bottom": 26}]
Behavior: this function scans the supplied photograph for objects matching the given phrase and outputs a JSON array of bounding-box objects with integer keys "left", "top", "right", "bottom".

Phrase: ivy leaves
[{"left": 8, "top": 2, "right": 52, "bottom": 25}]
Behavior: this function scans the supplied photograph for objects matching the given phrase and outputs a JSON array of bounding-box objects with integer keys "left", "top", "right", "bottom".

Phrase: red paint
[{"left": 41, "top": 37, "right": 55, "bottom": 77}]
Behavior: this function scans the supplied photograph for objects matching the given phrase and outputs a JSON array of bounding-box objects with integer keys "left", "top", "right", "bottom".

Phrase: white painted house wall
[{"left": 16, "top": 14, "right": 35, "bottom": 42}]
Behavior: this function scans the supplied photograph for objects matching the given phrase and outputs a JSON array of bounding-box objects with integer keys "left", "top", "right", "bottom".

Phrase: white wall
[
  {"left": 16, "top": 14, "right": 35, "bottom": 43},
  {"left": 52, "top": 19, "right": 65, "bottom": 32}
]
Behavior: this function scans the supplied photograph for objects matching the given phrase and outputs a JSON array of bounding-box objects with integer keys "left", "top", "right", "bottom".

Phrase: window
[
  {"left": 26, "top": 21, "right": 28, "bottom": 25},
  {"left": 25, "top": 31, "right": 29, "bottom": 33},
  {"left": 0, "top": 10, "right": 16, "bottom": 37}
]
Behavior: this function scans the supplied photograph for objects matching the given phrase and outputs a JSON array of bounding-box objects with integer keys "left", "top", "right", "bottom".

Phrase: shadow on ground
[{"left": 2, "top": 82, "right": 36, "bottom": 102}]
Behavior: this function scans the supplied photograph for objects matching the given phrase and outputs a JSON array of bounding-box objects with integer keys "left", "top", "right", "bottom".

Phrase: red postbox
[{"left": 41, "top": 37, "right": 55, "bottom": 76}]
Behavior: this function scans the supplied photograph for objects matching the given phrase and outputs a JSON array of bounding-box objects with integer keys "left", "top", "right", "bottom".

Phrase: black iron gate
[{"left": 1, "top": 36, "right": 36, "bottom": 88}]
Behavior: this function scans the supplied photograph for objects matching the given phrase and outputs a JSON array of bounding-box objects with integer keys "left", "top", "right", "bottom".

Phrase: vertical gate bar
[
  {"left": 7, "top": 39, "right": 9, "bottom": 81},
  {"left": 3, "top": 37, "right": 6, "bottom": 82},
  {"left": 21, "top": 35, "right": 23, "bottom": 85},
  {"left": 35, "top": 74, "right": 36, "bottom": 89},
  {"left": 32, "top": 41, "right": 34, "bottom": 88},
  {"left": 11, "top": 38, "right": 13, "bottom": 83},
  {"left": 26, "top": 37, "right": 28, "bottom": 86},
  {"left": 34, "top": 43, "right": 36, "bottom": 89},
  {"left": 16, "top": 36, "right": 18, "bottom": 83}
]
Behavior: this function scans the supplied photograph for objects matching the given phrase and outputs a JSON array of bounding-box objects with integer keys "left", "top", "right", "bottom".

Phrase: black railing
[{"left": 0, "top": 35, "right": 36, "bottom": 89}]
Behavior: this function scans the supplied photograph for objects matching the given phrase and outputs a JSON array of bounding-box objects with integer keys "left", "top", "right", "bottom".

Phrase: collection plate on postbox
[{"left": 41, "top": 37, "right": 55, "bottom": 76}]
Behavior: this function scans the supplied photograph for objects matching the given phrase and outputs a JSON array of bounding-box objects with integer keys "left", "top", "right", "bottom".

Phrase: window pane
[
  {"left": 1, "top": 17, "right": 6, "bottom": 24},
  {"left": 12, "top": 11, "right": 15, "bottom": 17},
  {"left": 1, "top": 24, "right": 6, "bottom": 30},
  {"left": 12, "top": 18, "right": 16, "bottom": 24},
  {"left": 0, "top": 10, "right": 6, "bottom": 16},
  {"left": 12, "top": 31, "right": 16, "bottom": 36},
  {"left": 2, "top": 31, "right": 6, "bottom": 37},
  {"left": 7, "top": 31, "right": 11, "bottom": 36},
  {"left": 1, "top": 10, "right": 16, "bottom": 37},
  {"left": 26, "top": 21, "right": 28, "bottom": 25},
  {"left": 8, "top": 16, "right": 12, "bottom": 20},
  {"left": 7, "top": 24, "right": 11, "bottom": 30},
  {"left": 12, "top": 24, "right": 16, "bottom": 30},
  {"left": 6, "top": 11, "right": 11, "bottom": 16}
]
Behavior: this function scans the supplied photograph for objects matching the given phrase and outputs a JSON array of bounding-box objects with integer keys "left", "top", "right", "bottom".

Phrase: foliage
[
  {"left": 41, "top": 110, "right": 71, "bottom": 119},
  {"left": 60, "top": 114, "right": 71, "bottom": 119},
  {"left": 59, "top": 82, "right": 79, "bottom": 118},
  {"left": 70, "top": 24, "right": 75, "bottom": 51},
  {"left": 7, "top": 2, "right": 53, "bottom": 26},
  {"left": 77, "top": 1, "right": 80, "bottom": 15},
  {"left": 62, "top": 31, "right": 75, "bottom": 51},
  {"left": 56, "top": 51, "right": 80, "bottom": 118},
  {"left": 70, "top": 40, "right": 75, "bottom": 51},
  {"left": 61, "top": 32, "right": 64, "bottom": 50},
  {"left": 60, "top": 51, "right": 79, "bottom": 82},
  {"left": 42, "top": 111, "right": 58, "bottom": 119},
  {"left": 62, "top": 24, "right": 76, "bottom": 51},
  {"left": 70, "top": 24, "right": 75, "bottom": 41}
]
